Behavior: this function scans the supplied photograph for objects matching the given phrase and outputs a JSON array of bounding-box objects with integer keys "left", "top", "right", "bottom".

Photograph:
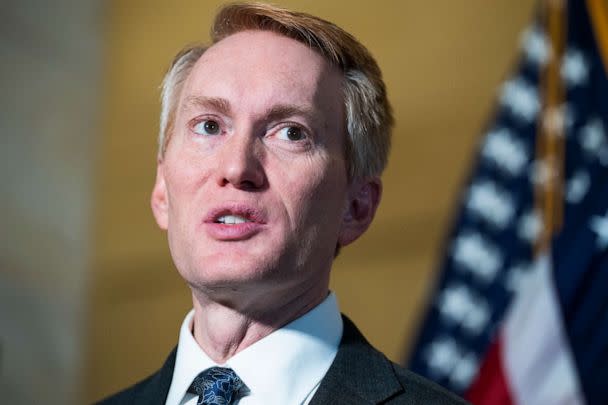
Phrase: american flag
[{"left": 406, "top": 1, "right": 608, "bottom": 404}]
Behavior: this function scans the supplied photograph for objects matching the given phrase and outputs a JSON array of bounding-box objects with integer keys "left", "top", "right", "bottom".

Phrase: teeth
[{"left": 217, "top": 215, "right": 250, "bottom": 224}]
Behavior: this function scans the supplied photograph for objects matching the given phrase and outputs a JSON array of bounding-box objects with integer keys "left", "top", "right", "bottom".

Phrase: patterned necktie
[{"left": 187, "top": 367, "right": 244, "bottom": 405}]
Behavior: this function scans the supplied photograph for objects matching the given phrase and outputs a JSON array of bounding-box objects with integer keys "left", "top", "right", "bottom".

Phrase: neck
[{"left": 190, "top": 281, "right": 329, "bottom": 364}]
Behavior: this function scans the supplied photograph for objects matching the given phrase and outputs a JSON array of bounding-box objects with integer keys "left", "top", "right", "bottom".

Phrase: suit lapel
[{"left": 309, "top": 316, "right": 403, "bottom": 405}]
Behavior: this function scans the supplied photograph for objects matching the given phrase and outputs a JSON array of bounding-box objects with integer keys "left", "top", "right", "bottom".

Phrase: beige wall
[
  {"left": 1, "top": 1, "right": 101, "bottom": 404},
  {"left": 88, "top": 1, "right": 536, "bottom": 401}
]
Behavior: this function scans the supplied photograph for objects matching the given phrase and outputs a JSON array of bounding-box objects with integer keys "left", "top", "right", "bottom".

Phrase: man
[{"left": 100, "top": 3, "right": 467, "bottom": 404}]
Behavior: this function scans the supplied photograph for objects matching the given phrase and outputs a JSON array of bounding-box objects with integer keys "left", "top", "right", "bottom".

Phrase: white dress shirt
[{"left": 165, "top": 293, "right": 343, "bottom": 405}]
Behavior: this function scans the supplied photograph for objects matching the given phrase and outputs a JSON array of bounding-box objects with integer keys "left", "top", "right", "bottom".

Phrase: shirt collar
[{"left": 165, "top": 293, "right": 343, "bottom": 405}]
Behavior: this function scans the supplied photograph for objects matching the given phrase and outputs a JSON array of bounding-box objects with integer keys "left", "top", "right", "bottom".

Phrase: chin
[{"left": 182, "top": 251, "right": 283, "bottom": 288}]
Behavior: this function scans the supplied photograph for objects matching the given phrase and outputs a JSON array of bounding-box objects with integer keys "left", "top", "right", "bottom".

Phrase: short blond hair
[{"left": 159, "top": 2, "right": 393, "bottom": 179}]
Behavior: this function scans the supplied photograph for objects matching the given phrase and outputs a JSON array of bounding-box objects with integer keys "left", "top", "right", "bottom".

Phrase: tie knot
[{"left": 188, "top": 367, "right": 244, "bottom": 405}]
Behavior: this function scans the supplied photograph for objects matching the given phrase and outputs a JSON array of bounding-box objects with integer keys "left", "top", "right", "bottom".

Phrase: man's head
[
  {"left": 151, "top": 3, "right": 392, "bottom": 307},
  {"left": 159, "top": 2, "right": 393, "bottom": 180}
]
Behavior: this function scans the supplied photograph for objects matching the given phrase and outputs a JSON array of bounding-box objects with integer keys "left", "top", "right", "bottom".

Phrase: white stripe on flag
[{"left": 502, "top": 254, "right": 585, "bottom": 405}]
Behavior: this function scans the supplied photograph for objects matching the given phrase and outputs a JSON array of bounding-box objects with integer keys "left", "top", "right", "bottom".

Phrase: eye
[
  {"left": 276, "top": 126, "right": 306, "bottom": 141},
  {"left": 193, "top": 119, "right": 221, "bottom": 136}
]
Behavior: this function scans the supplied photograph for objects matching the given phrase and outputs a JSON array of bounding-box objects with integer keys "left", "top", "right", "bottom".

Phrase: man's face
[{"left": 152, "top": 30, "right": 375, "bottom": 300}]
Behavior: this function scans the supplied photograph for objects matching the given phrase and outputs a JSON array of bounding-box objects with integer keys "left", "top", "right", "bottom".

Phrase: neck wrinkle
[{"left": 190, "top": 284, "right": 329, "bottom": 364}]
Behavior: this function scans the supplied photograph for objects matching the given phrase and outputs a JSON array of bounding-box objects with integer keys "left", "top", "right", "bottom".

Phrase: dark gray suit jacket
[{"left": 97, "top": 316, "right": 468, "bottom": 404}]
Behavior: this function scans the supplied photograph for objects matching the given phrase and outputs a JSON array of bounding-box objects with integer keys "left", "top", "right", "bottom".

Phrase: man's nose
[{"left": 216, "top": 132, "right": 266, "bottom": 190}]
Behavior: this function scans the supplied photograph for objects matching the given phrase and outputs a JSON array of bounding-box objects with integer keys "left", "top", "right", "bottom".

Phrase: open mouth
[
  {"left": 215, "top": 215, "right": 252, "bottom": 225},
  {"left": 205, "top": 205, "right": 265, "bottom": 240}
]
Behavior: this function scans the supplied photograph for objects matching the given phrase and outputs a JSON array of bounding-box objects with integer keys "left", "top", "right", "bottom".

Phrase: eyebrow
[
  {"left": 183, "top": 96, "right": 318, "bottom": 124},
  {"left": 265, "top": 104, "right": 318, "bottom": 124},
  {"left": 182, "top": 96, "right": 232, "bottom": 115}
]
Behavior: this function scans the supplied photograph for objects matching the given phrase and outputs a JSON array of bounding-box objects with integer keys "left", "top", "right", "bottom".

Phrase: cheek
[
  {"left": 164, "top": 155, "right": 210, "bottom": 212},
  {"left": 163, "top": 170, "right": 206, "bottom": 262},
  {"left": 282, "top": 165, "right": 347, "bottom": 269},
  {"left": 279, "top": 157, "right": 347, "bottom": 230}
]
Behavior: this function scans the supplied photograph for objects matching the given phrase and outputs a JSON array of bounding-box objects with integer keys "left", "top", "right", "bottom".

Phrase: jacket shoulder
[
  {"left": 388, "top": 361, "right": 469, "bottom": 405},
  {"left": 312, "top": 315, "right": 468, "bottom": 405}
]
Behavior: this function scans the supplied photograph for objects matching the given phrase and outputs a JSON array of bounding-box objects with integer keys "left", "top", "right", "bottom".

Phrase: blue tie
[{"left": 187, "top": 367, "right": 244, "bottom": 405}]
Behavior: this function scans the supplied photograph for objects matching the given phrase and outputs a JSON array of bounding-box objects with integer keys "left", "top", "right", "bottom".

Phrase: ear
[
  {"left": 150, "top": 163, "right": 169, "bottom": 230},
  {"left": 338, "top": 177, "right": 382, "bottom": 247}
]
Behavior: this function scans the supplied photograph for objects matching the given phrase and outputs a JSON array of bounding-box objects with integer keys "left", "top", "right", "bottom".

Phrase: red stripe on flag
[{"left": 465, "top": 338, "right": 513, "bottom": 405}]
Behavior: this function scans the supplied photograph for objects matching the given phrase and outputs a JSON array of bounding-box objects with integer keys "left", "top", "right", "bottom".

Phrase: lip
[{"left": 203, "top": 203, "right": 267, "bottom": 241}]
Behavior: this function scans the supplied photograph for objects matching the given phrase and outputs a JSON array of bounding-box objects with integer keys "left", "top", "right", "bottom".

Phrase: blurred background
[{"left": 1, "top": 1, "right": 543, "bottom": 404}]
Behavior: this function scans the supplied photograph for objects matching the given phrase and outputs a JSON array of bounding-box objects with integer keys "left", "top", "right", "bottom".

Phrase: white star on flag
[
  {"left": 438, "top": 285, "right": 474, "bottom": 325},
  {"left": 481, "top": 128, "right": 528, "bottom": 176},
  {"left": 561, "top": 48, "right": 589, "bottom": 87},
  {"left": 505, "top": 262, "right": 533, "bottom": 293},
  {"left": 425, "top": 338, "right": 461, "bottom": 377},
  {"left": 579, "top": 118, "right": 607, "bottom": 162},
  {"left": 462, "top": 298, "right": 490, "bottom": 335},
  {"left": 452, "top": 232, "right": 503, "bottom": 283},
  {"left": 589, "top": 212, "right": 608, "bottom": 249},
  {"left": 500, "top": 77, "right": 540, "bottom": 123},
  {"left": 449, "top": 353, "right": 479, "bottom": 390},
  {"left": 520, "top": 26, "right": 551, "bottom": 67},
  {"left": 565, "top": 170, "right": 590, "bottom": 204},
  {"left": 466, "top": 181, "right": 515, "bottom": 229},
  {"left": 517, "top": 210, "right": 543, "bottom": 243}
]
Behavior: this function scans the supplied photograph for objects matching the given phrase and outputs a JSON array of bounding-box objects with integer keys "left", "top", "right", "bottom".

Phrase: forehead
[{"left": 180, "top": 30, "right": 344, "bottom": 118}]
